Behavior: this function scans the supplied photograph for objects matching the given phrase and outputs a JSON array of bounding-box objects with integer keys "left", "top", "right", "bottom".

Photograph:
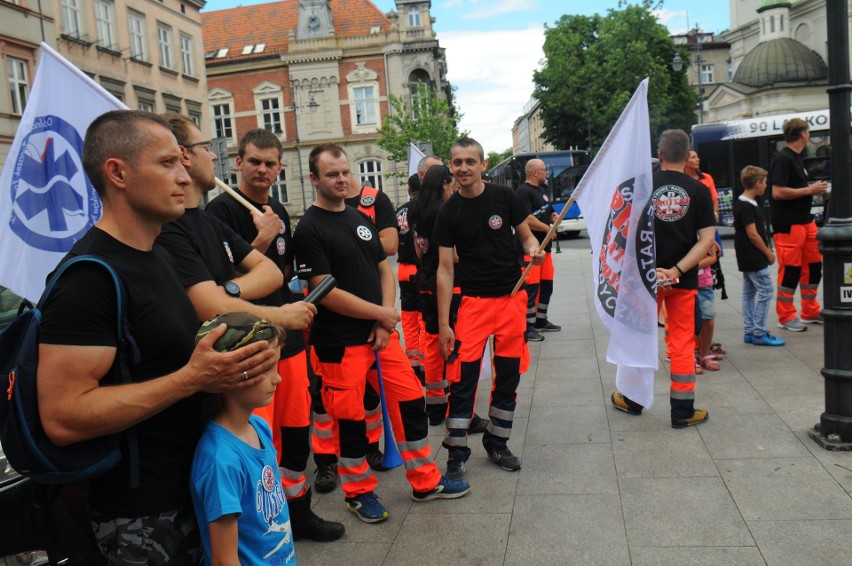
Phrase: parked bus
[
  {"left": 487, "top": 150, "right": 592, "bottom": 237},
  {"left": 692, "top": 109, "right": 831, "bottom": 228}
]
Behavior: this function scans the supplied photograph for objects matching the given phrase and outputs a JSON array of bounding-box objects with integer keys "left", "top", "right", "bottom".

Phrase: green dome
[{"left": 734, "top": 37, "right": 827, "bottom": 87}]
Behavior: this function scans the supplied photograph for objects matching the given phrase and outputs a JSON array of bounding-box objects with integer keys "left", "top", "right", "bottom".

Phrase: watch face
[{"left": 225, "top": 281, "right": 240, "bottom": 297}]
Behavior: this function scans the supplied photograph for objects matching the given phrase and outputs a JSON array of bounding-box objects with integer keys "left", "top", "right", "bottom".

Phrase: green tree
[
  {"left": 533, "top": 1, "right": 695, "bottom": 155},
  {"left": 486, "top": 147, "right": 513, "bottom": 168},
  {"left": 377, "top": 83, "right": 465, "bottom": 170}
]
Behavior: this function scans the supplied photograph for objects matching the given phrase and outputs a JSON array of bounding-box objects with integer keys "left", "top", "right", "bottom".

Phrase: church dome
[{"left": 734, "top": 37, "right": 827, "bottom": 87}]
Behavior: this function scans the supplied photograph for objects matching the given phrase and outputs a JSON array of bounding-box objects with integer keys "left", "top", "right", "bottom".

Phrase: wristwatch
[{"left": 224, "top": 281, "right": 241, "bottom": 298}]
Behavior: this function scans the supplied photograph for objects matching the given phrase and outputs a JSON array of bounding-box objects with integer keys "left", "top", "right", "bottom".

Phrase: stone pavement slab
[{"left": 295, "top": 247, "right": 852, "bottom": 565}]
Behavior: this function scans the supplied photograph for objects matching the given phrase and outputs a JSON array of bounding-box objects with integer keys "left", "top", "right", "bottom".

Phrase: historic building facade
[{"left": 202, "top": 0, "right": 451, "bottom": 214}]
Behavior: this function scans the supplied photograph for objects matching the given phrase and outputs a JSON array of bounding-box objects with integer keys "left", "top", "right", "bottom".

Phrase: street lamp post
[
  {"left": 290, "top": 81, "right": 319, "bottom": 213},
  {"left": 672, "top": 44, "right": 705, "bottom": 124}
]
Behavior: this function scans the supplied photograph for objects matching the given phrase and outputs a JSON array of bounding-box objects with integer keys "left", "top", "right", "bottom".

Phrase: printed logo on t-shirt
[
  {"left": 360, "top": 194, "right": 375, "bottom": 207},
  {"left": 278, "top": 220, "right": 286, "bottom": 235},
  {"left": 396, "top": 209, "right": 410, "bottom": 235},
  {"left": 276, "top": 237, "right": 286, "bottom": 256},
  {"left": 223, "top": 241, "right": 234, "bottom": 263},
  {"left": 415, "top": 234, "right": 429, "bottom": 254},
  {"left": 356, "top": 225, "right": 373, "bottom": 241},
  {"left": 488, "top": 215, "right": 503, "bottom": 230},
  {"left": 255, "top": 464, "right": 293, "bottom": 559},
  {"left": 651, "top": 184, "right": 690, "bottom": 222}
]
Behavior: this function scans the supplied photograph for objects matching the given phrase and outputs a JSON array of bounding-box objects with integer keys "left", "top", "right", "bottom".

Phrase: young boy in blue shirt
[
  {"left": 190, "top": 313, "right": 297, "bottom": 565},
  {"left": 734, "top": 166, "right": 785, "bottom": 347}
]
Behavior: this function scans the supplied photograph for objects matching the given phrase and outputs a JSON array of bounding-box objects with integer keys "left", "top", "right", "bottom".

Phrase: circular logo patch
[
  {"left": 360, "top": 194, "right": 375, "bottom": 207},
  {"left": 356, "top": 225, "right": 373, "bottom": 241},
  {"left": 488, "top": 215, "right": 503, "bottom": 230},
  {"left": 276, "top": 236, "right": 286, "bottom": 256},
  {"left": 652, "top": 184, "right": 690, "bottom": 222},
  {"left": 261, "top": 465, "right": 277, "bottom": 492},
  {"left": 278, "top": 219, "right": 286, "bottom": 235},
  {"left": 9, "top": 114, "right": 99, "bottom": 252}
]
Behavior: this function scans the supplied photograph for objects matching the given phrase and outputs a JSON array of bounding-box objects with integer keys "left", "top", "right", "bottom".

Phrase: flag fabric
[
  {"left": 572, "top": 78, "right": 658, "bottom": 408},
  {"left": 408, "top": 143, "right": 426, "bottom": 177},
  {"left": 0, "top": 42, "right": 126, "bottom": 302}
]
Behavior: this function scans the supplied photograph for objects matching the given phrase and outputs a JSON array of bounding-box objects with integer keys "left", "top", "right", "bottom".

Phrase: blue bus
[
  {"left": 487, "top": 150, "right": 591, "bottom": 237},
  {"left": 692, "top": 109, "right": 831, "bottom": 227}
]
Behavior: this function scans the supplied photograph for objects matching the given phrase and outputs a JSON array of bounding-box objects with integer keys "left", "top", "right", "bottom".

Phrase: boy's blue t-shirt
[{"left": 190, "top": 415, "right": 295, "bottom": 565}]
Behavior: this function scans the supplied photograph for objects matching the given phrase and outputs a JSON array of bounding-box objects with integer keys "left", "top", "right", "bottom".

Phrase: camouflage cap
[{"left": 195, "top": 312, "right": 283, "bottom": 352}]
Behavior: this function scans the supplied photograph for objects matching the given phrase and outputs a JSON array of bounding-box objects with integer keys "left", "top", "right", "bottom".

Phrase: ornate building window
[
  {"left": 254, "top": 82, "right": 285, "bottom": 135},
  {"left": 346, "top": 63, "right": 380, "bottom": 133},
  {"left": 94, "top": 0, "right": 116, "bottom": 49},
  {"left": 359, "top": 160, "right": 383, "bottom": 191},
  {"left": 157, "top": 23, "right": 174, "bottom": 70},
  {"left": 128, "top": 11, "right": 147, "bottom": 61},
  {"left": 8, "top": 57, "right": 29, "bottom": 115},
  {"left": 209, "top": 89, "right": 235, "bottom": 142},
  {"left": 408, "top": 6, "right": 421, "bottom": 27}
]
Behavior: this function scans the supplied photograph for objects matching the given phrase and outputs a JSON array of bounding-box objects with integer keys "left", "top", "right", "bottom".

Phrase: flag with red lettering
[
  {"left": 0, "top": 43, "right": 126, "bottom": 301},
  {"left": 572, "top": 78, "right": 658, "bottom": 408}
]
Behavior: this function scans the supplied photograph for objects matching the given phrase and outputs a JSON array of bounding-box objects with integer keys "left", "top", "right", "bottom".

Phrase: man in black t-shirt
[
  {"left": 177, "top": 125, "right": 342, "bottom": 542},
  {"left": 37, "top": 111, "right": 278, "bottom": 563},
  {"left": 395, "top": 174, "right": 424, "bottom": 379},
  {"left": 294, "top": 143, "right": 470, "bottom": 524},
  {"left": 433, "top": 137, "right": 545, "bottom": 481},
  {"left": 516, "top": 158, "right": 561, "bottom": 342},
  {"left": 768, "top": 118, "right": 827, "bottom": 331},
  {"left": 610, "top": 129, "right": 715, "bottom": 429}
]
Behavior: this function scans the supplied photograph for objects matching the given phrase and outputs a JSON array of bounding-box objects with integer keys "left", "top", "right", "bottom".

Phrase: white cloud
[
  {"left": 462, "top": 0, "right": 535, "bottom": 20},
  {"left": 652, "top": 8, "right": 690, "bottom": 34},
  {"left": 442, "top": 26, "right": 545, "bottom": 151}
]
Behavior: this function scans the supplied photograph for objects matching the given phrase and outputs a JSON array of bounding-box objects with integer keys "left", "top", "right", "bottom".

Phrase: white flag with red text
[
  {"left": 572, "top": 78, "right": 658, "bottom": 408},
  {"left": 0, "top": 43, "right": 126, "bottom": 301}
]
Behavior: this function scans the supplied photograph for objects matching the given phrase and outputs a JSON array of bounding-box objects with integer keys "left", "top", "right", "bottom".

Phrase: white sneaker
[{"left": 778, "top": 318, "right": 807, "bottom": 332}]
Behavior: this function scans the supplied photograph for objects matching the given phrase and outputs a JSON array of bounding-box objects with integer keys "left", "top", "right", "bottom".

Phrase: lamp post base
[{"left": 808, "top": 422, "right": 852, "bottom": 451}]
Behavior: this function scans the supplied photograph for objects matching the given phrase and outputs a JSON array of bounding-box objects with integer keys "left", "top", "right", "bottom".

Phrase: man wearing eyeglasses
[{"left": 516, "top": 158, "right": 561, "bottom": 342}]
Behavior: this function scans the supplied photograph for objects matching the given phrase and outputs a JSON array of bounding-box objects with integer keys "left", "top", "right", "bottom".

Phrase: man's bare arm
[{"left": 232, "top": 249, "right": 283, "bottom": 300}]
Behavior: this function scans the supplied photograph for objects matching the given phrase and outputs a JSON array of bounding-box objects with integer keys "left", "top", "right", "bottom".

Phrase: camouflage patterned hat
[{"left": 195, "top": 312, "right": 283, "bottom": 352}]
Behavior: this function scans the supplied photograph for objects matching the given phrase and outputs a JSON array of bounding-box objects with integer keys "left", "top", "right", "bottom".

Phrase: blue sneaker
[
  {"left": 411, "top": 476, "right": 471, "bottom": 502},
  {"left": 345, "top": 492, "right": 389, "bottom": 523},
  {"left": 744, "top": 334, "right": 753, "bottom": 344},
  {"left": 753, "top": 333, "right": 786, "bottom": 346}
]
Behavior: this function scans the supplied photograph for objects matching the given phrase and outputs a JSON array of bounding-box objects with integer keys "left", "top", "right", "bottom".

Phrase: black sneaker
[
  {"left": 428, "top": 403, "right": 447, "bottom": 426},
  {"left": 314, "top": 463, "right": 338, "bottom": 494},
  {"left": 467, "top": 415, "right": 489, "bottom": 434},
  {"left": 525, "top": 328, "right": 545, "bottom": 342},
  {"left": 535, "top": 320, "right": 562, "bottom": 332},
  {"left": 485, "top": 446, "right": 521, "bottom": 471},
  {"left": 446, "top": 458, "right": 466, "bottom": 482},
  {"left": 366, "top": 443, "right": 389, "bottom": 471}
]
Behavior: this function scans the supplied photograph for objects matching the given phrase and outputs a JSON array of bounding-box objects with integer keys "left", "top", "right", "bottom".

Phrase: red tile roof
[{"left": 202, "top": 0, "right": 392, "bottom": 64}]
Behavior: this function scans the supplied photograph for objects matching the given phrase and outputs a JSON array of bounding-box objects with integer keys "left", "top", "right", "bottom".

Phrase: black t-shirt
[
  {"left": 515, "top": 181, "right": 554, "bottom": 252},
  {"left": 39, "top": 227, "right": 201, "bottom": 518},
  {"left": 294, "top": 205, "right": 386, "bottom": 346},
  {"left": 733, "top": 196, "right": 769, "bottom": 272},
  {"left": 395, "top": 199, "right": 418, "bottom": 265},
  {"left": 345, "top": 187, "right": 397, "bottom": 232},
  {"left": 433, "top": 184, "right": 528, "bottom": 296},
  {"left": 769, "top": 146, "right": 813, "bottom": 230},
  {"left": 206, "top": 190, "right": 305, "bottom": 357},
  {"left": 651, "top": 170, "right": 715, "bottom": 290}
]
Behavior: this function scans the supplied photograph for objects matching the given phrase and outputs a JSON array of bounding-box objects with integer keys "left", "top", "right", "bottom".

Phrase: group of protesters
[{"left": 32, "top": 108, "right": 825, "bottom": 565}]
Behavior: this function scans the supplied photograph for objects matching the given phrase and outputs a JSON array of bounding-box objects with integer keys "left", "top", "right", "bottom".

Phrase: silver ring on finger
[{"left": 243, "top": 370, "right": 249, "bottom": 381}]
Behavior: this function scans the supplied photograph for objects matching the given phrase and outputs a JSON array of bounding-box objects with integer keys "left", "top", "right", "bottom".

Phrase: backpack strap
[
  {"left": 356, "top": 186, "right": 380, "bottom": 224},
  {"left": 40, "top": 255, "right": 141, "bottom": 488}
]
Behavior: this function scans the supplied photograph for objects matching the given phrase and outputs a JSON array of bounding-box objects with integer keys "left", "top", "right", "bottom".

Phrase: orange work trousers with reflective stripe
[
  {"left": 657, "top": 287, "right": 697, "bottom": 420},
  {"left": 398, "top": 262, "right": 423, "bottom": 370},
  {"left": 310, "top": 332, "right": 441, "bottom": 498},
  {"left": 252, "top": 350, "right": 311, "bottom": 499},
  {"left": 773, "top": 222, "right": 822, "bottom": 324}
]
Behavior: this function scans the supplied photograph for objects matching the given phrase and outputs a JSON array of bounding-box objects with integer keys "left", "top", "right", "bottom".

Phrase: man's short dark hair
[
  {"left": 83, "top": 110, "right": 172, "bottom": 196},
  {"left": 417, "top": 155, "right": 441, "bottom": 173},
  {"left": 657, "top": 129, "right": 690, "bottom": 164},
  {"left": 308, "top": 143, "right": 348, "bottom": 177},
  {"left": 783, "top": 118, "right": 809, "bottom": 143},
  {"left": 407, "top": 173, "right": 421, "bottom": 193},
  {"left": 161, "top": 113, "right": 196, "bottom": 147},
  {"left": 451, "top": 136, "right": 485, "bottom": 161},
  {"left": 238, "top": 128, "right": 283, "bottom": 160}
]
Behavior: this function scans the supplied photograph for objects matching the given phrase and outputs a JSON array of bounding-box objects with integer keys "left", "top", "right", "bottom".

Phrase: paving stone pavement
[{"left": 295, "top": 247, "right": 852, "bottom": 565}]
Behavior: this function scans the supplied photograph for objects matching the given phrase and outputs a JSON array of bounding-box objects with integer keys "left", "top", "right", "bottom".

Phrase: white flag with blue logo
[
  {"left": 572, "top": 78, "right": 658, "bottom": 408},
  {"left": 0, "top": 42, "right": 126, "bottom": 301}
]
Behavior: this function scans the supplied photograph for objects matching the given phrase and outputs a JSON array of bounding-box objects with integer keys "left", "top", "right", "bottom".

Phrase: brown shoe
[
  {"left": 611, "top": 392, "right": 642, "bottom": 415},
  {"left": 672, "top": 409, "right": 709, "bottom": 429}
]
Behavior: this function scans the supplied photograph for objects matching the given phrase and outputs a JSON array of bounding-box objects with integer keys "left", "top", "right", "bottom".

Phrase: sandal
[
  {"left": 695, "top": 357, "right": 704, "bottom": 375},
  {"left": 700, "top": 355, "right": 720, "bottom": 371},
  {"left": 710, "top": 343, "right": 726, "bottom": 355}
]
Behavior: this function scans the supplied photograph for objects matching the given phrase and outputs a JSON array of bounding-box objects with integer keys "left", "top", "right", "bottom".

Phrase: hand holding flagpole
[{"left": 510, "top": 195, "right": 576, "bottom": 296}]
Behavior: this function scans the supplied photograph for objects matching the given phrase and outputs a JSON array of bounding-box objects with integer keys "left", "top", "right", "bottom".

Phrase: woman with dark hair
[{"left": 408, "top": 164, "right": 456, "bottom": 426}]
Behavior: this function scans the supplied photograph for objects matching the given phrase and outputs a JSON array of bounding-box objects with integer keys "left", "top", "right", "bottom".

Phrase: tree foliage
[
  {"left": 377, "top": 83, "right": 466, "bottom": 168},
  {"left": 486, "top": 147, "right": 513, "bottom": 168},
  {"left": 533, "top": 1, "right": 695, "bottom": 155}
]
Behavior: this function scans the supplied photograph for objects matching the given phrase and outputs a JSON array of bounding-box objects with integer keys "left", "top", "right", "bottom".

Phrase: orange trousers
[
  {"left": 774, "top": 222, "right": 822, "bottom": 324},
  {"left": 657, "top": 287, "right": 697, "bottom": 420},
  {"left": 310, "top": 332, "right": 441, "bottom": 498},
  {"left": 398, "top": 262, "right": 424, "bottom": 370}
]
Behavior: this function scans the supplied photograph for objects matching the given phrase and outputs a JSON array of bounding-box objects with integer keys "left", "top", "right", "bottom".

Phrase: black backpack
[{"left": 0, "top": 255, "right": 140, "bottom": 486}]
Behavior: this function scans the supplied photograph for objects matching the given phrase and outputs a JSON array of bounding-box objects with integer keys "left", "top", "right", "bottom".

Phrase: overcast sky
[{"left": 204, "top": 0, "right": 732, "bottom": 152}]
